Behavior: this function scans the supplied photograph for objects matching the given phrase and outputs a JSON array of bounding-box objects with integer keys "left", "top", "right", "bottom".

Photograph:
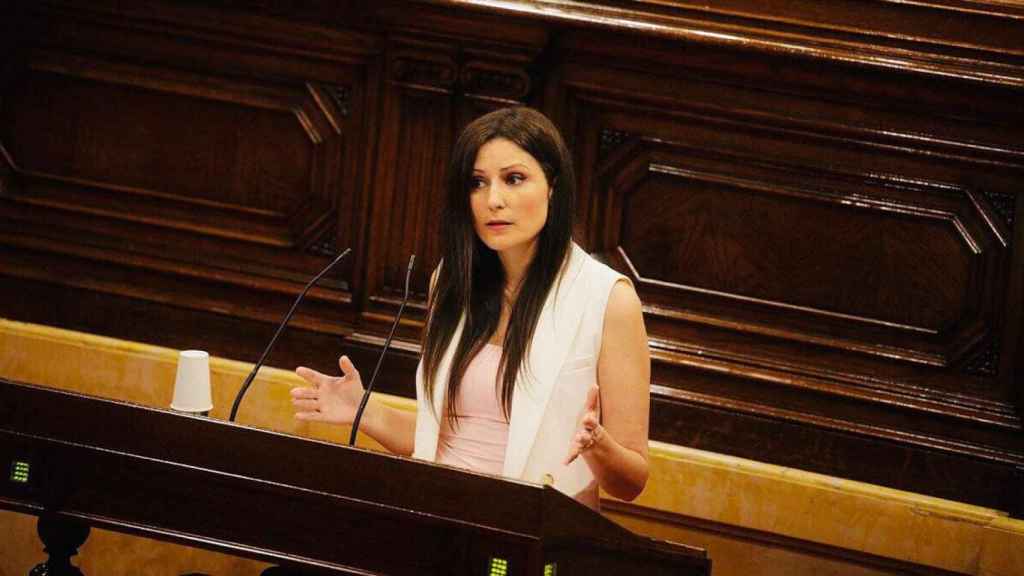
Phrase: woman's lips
[{"left": 486, "top": 221, "right": 512, "bottom": 230}]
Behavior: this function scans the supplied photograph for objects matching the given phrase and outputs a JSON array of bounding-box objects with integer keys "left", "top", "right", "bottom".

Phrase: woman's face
[{"left": 469, "top": 138, "right": 551, "bottom": 260}]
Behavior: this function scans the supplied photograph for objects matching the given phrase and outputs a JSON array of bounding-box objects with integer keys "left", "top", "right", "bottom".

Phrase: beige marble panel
[
  {"left": 0, "top": 509, "right": 270, "bottom": 576},
  {"left": 605, "top": 510, "right": 906, "bottom": 576},
  {"left": 623, "top": 442, "right": 1012, "bottom": 573},
  {"left": 978, "top": 516, "right": 1024, "bottom": 576},
  {"left": 0, "top": 509, "right": 44, "bottom": 576},
  {"left": 0, "top": 319, "right": 385, "bottom": 575},
  {"left": 3, "top": 318, "right": 1024, "bottom": 576},
  {"left": 0, "top": 318, "right": 393, "bottom": 448}
]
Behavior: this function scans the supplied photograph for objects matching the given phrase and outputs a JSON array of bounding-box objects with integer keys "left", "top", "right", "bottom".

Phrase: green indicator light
[
  {"left": 10, "top": 461, "right": 30, "bottom": 483},
  {"left": 544, "top": 563, "right": 557, "bottom": 576},
  {"left": 489, "top": 557, "right": 509, "bottom": 576}
]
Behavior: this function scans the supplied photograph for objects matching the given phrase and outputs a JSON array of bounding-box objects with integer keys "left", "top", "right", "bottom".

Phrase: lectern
[{"left": 0, "top": 379, "right": 710, "bottom": 575}]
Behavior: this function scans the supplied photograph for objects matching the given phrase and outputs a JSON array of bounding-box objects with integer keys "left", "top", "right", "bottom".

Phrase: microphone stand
[
  {"left": 349, "top": 254, "right": 416, "bottom": 446},
  {"left": 228, "top": 248, "right": 352, "bottom": 422}
]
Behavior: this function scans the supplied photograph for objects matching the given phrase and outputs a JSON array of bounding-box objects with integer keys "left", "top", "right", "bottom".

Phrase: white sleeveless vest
[{"left": 413, "top": 243, "right": 626, "bottom": 508}]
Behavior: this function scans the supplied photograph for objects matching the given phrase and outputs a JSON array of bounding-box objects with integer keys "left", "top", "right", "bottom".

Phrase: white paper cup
[{"left": 171, "top": 350, "right": 213, "bottom": 414}]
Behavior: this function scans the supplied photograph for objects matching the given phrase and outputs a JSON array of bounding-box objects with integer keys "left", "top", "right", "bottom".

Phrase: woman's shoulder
[
  {"left": 573, "top": 244, "right": 630, "bottom": 288},
  {"left": 568, "top": 245, "right": 640, "bottom": 326},
  {"left": 604, "top": 278, "right": 642, "bottom": 325},
  {"left": 568, "top": 245, "right": 644, "bottom": 355}
]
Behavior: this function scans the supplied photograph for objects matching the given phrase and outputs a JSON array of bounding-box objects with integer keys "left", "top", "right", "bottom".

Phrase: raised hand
[
  {"left": 565, "top": 385, "right": 603, "bottom": 465},
  {"left": 291, "top": 355, "right": 365, "bottom": 425}
]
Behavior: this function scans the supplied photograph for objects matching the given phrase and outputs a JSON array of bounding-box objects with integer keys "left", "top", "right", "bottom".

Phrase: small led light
[
  {"left": 10, "top": 461, "right": 30, "bottom": 484},
  {"left": 488, "top": 557, "right": 509, "bottom": 576}
]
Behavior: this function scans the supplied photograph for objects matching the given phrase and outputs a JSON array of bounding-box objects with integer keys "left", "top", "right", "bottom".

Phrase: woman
[{"left": 291, "top": 107, "right": 650, "bottom": 507}]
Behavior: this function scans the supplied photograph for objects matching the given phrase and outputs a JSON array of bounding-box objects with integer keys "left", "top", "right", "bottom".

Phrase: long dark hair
[{"left": 422, "top": 106, "right": 576, "bottom": 425}]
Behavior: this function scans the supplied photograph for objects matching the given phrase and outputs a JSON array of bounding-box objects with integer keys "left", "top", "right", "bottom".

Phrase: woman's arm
[
  {"left": 292, "top": 266, "right": 442, "bottom": 456},
  {"left": 292, "top": 355, "right": 417, "bottom": 456},
  {"left": 566, "top": 279, "right": 651, "bottom": 500}
]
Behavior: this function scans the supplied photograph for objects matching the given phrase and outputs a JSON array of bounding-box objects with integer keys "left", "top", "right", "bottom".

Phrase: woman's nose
[{"left": 487, "top": 184, "right": 507, "bottom": 209}]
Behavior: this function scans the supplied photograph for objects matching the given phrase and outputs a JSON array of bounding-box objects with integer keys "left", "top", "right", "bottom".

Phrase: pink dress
[{"left": 435, "top": 344, "right": 509, "bottom": 475}]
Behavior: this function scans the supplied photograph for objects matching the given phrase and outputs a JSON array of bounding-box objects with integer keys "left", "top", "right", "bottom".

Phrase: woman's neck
[{"left": 497, "top": 239, "right": 537, "bottom": 294}]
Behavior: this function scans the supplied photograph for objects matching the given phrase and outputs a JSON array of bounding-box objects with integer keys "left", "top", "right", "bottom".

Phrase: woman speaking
[{"left": 290, "top": 107, "right": 650, "bottom": 508}]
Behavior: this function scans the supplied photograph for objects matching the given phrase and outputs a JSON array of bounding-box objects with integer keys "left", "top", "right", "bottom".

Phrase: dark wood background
[{"left": 1, "top": 0, "right": 1022, "bottom": 515}]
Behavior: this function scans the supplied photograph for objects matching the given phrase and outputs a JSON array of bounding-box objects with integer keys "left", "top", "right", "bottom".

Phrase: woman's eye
[
  {"left": 506, "top": 174, "right": 525, "bottom": 185},
  {"left": 470, "top": 178, "right": 486, "bottom": 189}
]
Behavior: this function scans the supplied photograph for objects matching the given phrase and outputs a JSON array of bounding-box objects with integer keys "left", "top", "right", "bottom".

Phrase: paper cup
[{"left": 171, "top": 350, "right": 213, "bottom": 413}]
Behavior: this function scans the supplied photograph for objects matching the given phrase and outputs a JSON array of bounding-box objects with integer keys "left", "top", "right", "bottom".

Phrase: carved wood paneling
[
  {"left": 556, "top": 14, "right": 1023, "bottom": 510},
  {"left": 6, "top": 60, "right": 328, "bottom": 238},
  {"left": 461, "top": 61, "right": 532, "bottom": 103},
  {"left": 648, "top": 391, "right": 1022, "bottom": 511},
  {"left": 0, "top": 2, "right": 374, "bottom": 327},
  {"left": 361, "top": 35, "right": 540, "bottom": 329},
  {"left": 0, "top": 0, "right": 1021, "bottom": 515},
  {"left": 597, "top": 143, "right": 1006, "bottom": 367},
  {"left": 462, "top": 0, "right": 1024, "bottom": 92},
  {"left": 363, "top": 41, "right": 458, "bottom": 320}
]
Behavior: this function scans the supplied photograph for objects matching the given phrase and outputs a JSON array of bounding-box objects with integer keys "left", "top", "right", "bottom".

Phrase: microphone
[
  {"left": 228, "top": 248, "right": 352, "bottom": 422},
  {"left": 349, "top": 254, "right": 416, "bottom": 446}
]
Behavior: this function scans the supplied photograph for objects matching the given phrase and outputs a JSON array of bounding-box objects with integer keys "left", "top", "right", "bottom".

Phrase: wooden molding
[{"left": 2, "top": 0, "right": 1021, "bottom": 516}]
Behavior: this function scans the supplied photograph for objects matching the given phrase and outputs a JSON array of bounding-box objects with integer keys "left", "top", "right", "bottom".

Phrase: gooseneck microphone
[
  {"left": 349, "top": 254, "right": 416, "bottom": 446},
  {"left": 229, "top": 247, "right": 352, "bottom": 422}
]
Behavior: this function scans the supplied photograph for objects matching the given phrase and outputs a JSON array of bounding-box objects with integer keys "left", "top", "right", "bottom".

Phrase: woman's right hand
[{"left": 291, "top": 355, "right": 365, "bottom": 425}]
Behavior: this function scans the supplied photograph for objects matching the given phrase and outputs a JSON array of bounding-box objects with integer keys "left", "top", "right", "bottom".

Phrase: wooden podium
[{"left": 0, "top": 379, "right": 709, "bottom": 575}]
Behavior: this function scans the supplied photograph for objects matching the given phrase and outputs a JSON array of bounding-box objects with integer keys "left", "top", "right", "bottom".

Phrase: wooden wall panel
[
  {"left": 1, "top": 0, "right": 1022, "bottom": 515},
  {"left": 359, "top": 32, "right": 541, "bottom": 337},
  {"left": 552, "top": 11, "right": 1023, "bottom": 511},
  {"left": 0, "top": 1, "right": 380, "bottom": 333},
  {"left": 6, "top": 61, "right": 328, "bottom": 243},
  {"left": 364, "top": 40, "right": 459, "bottom": 324},
  {"left": 603, "top": 146, "right": 983, "bottom": 340}
]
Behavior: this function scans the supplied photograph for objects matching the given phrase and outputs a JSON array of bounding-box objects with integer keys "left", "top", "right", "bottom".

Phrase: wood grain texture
[
  {"left": 0, "top": 0, "right": 1021, "bottom": 516},
  {"left": 0, "top": 379, "right": 710, "bottom": 576},
  {"left": 602, "top": 502, "right": 966, "bottom": 576}
]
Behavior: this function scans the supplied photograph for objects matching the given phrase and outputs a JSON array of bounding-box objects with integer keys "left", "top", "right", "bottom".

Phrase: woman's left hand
[{"left": 565, "top": 385, "right": 603, "bottom": 465}]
